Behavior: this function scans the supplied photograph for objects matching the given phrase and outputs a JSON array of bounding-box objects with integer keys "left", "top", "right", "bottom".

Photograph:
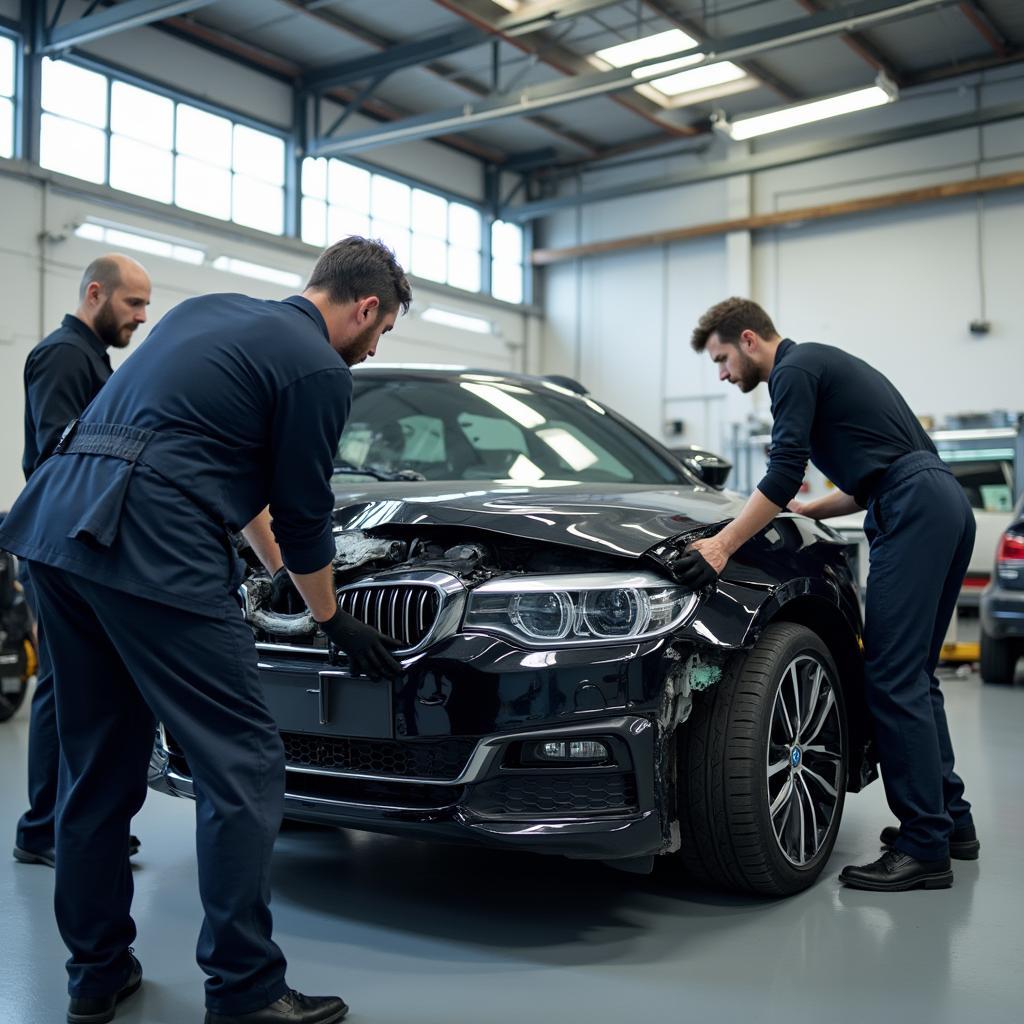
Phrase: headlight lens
[
  {"left": 582, "top": 588, "right": 643, "bottom": 637},
  {"left": 464, "top": 572, "right": 697, "bottom": 647},
  {"left": 511, "top": 591, "right": 573, "bottom": 641}
]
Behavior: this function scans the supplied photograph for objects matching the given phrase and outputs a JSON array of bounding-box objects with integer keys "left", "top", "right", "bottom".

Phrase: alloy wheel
[{"left": 766, "top": 654, "right": 845, "bottom": 866}]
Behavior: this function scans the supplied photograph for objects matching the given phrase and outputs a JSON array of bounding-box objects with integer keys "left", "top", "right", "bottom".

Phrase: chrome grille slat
[
  {"left": 340, "top": 583, "right": 440, "bottom": 646},
  {"left": 403, "top": 589, "right": 413, "bottom": 645}
]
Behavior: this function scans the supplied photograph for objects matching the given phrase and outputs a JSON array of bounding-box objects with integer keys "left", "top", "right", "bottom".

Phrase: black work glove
[
  {"left": 671, "top": 549, "right": 719, "bottom": 589},
  {"left": 269, "top": 567, "right": 304, "bottom": 614},
  {"left": 318, "top": 606, "right": 403, "bottom": 679}
]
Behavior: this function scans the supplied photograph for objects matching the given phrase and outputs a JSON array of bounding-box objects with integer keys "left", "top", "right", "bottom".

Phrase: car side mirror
[{"left": 671, "top": 447, "right": 733, "bottom": 489}]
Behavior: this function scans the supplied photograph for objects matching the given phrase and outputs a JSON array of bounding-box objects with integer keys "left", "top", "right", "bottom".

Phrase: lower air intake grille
[
  {"left": 338, "top": 584, "right": 439, "bottom": 647},
  {"left": 281, "top": 732, "right": 477, "bottom": 781},
  {"left": 468, "top": 772, "right": 639, "bottom": 817}
]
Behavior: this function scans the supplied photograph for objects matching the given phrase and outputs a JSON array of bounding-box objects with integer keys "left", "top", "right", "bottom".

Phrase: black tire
[
  {"left": 980, "top": 630, "right": 1019, "bottom": 685},
  {"left": 0, "top": 638, "right": 33, "bottom": 723},
  {"left": 676, "top": 622, "right": 848, "bottom": 896}
]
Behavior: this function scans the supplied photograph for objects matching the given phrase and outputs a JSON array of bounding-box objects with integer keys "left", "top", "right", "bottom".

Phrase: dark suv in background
[
  {"left": 149, "top": 366, "right": 875, "bottom": 896},
  {"left": 980, "top": 492, "right": 1024, "bottom": 685}
]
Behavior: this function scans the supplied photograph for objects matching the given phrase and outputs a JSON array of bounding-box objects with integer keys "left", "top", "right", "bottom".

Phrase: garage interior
[{"left": 0, "top": 2, "right": 1022, "bottom": 1023}]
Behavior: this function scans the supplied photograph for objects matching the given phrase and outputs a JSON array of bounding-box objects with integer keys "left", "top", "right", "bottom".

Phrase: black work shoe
[
  {"left": 880, "top": 823, "right": 979, "bottom": 860},
  {"left": 840, "top": 848, "right": 953, "bottom": 891},
  {"left": 14, "top": 836, "right": 142, "bottom": 869},
  {"left": 204, "top": 991, "right": 348, "bottom": 1024},
  {"left": 13, "top": 845, "right": 55, "bottom": 868},
  {"left": 67, "top": 953, "right": 142, "bottom": 1024}
]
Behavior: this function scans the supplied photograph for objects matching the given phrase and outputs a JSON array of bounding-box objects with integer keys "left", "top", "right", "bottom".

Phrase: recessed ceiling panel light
[
  {"left": 651, "top": 60, "right": 747, "bottom": 98},
  {"left": 594, "top": 28, "right": 698, "bottom": 69}
]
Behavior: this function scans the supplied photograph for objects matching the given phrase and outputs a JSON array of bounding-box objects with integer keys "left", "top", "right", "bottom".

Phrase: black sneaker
[
  {"left": 879, "top": 823, "right": 979, "bottom": 860},
  {"left": 67, "top": 953, "right": 142, "bottom": 1024},
  {"left": 204, "top": 990, "right": 348, "bottom": 1024},
  {"left": 840, "top": 848, "right": 953, "bottom": 891}
]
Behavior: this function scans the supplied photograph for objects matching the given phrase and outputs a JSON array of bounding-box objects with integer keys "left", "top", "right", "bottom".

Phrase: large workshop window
[
  {"left": 38, "top": 59, "right": 286, "bottom": 236},
  {"left": 301, "top": 157, "right": 488, "bottom": 297},
  {"left": 0, "top": 34, "right": 15, "bottom": 160},
  {"left": 490, "top": 220, "right": 524, "bottom": 304}
]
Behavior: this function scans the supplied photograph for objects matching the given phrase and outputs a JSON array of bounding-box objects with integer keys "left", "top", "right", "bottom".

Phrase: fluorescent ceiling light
[
  {"left": 75, "top": 219, "right": 205, "bottom": 266},
  {"left": 507, "top": 454, "right": 545, "bottom": 482},
  {"left": 594, "top": 29, "right": 697, "bottom": 69},
  {"left": 460, "top": 382, "right": 545, "bottom": 429},
  {"left": 536, "top": 428, "right": 598, "bottom": 471},
  {"left": 211, "top": 256, "right": 302, "bottom": 288},
  {"left": 722, "top": 84, "right": 892, "bottom": 141},
  {"left": 420, "top": 307, "right": 493, "bottom": 334}
]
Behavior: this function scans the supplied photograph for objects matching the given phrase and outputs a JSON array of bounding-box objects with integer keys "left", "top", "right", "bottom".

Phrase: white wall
[
  {"left": 539, "top": 69, "right": 1024, "bottom": 477},
  {"left": 0, "top": 165, "right": 536, "bottom": 509}
]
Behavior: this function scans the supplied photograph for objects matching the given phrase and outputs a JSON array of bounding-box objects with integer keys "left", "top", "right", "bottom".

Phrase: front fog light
[{"left": 535, "top": 739, "right": 610, "bottom": 762}]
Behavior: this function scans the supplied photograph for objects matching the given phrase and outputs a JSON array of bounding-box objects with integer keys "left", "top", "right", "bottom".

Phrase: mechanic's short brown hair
[
  {"left": 691, "top": 297, "right": 778, "bottom": 352},
  {"left": 307, "top": 236, "right": 412, "bottom": 315}
]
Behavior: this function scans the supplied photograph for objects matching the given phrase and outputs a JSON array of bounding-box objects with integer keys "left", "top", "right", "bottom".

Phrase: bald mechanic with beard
[
  {"left": 14, "top": 254, "right": 151, "bottom": 872},
  {"left": 675, "top": 297, "right": 977, "bottom": 893}
]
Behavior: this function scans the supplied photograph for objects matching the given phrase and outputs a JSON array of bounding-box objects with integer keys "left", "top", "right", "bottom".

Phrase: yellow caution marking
[{"left": 939, "top": 642, "right": 979, "bottom": 664}]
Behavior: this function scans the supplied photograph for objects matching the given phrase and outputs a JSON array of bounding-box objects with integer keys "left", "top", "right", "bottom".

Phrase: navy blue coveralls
[
  {"left": 16, "top": 315, "right": 114, "bottom": 858},
  {"left": 759, "top": 339, "right": 974, "bottom": 862},
  {"left": 0, "top": 294, "right": 352, "bottom": 1014}
]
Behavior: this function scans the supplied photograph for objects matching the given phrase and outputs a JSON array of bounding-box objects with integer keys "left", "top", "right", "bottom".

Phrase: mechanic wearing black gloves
[
  {"left": 0, "top": 237, "right": 411, "bottom": 1024},
  {"left": 688, "top": 297, "right": 975, "bottom": 895},
  {"left": 254, "top": 543, "right": 401, "bottom": 679}
]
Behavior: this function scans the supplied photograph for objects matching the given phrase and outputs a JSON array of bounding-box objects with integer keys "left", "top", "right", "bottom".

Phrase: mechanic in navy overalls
[
  {"left": 675, "top": 297, "right": 977, "bottom": 893},
  {"left": 13, "top": 254, "right": 151, "bottom": 872},
  {"left": 0, "top": 238, "right": 410, "bottom": 1024}
]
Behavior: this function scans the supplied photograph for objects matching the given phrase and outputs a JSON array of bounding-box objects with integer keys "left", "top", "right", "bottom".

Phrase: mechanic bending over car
[
  {"left": 0, "top": 237, "right": 411, "bottom": 1024},
  {"left": 14, "top": 253, "right": 151, "bottom": 873},
  {"left": 675, "top": 296, "right": 978, "bottom": 893}
]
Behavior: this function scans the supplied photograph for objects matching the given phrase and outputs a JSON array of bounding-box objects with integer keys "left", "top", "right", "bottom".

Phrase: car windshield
[{"left": 334, "top": 375, "right": 690, "bottom": 486}]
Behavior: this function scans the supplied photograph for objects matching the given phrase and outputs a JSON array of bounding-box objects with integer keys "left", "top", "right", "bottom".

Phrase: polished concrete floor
[{"left": 0, "top": 667, "right": 1021, "bottom": 1024}]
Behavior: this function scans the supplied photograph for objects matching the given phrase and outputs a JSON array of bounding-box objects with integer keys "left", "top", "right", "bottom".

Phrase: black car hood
[{"left": 332, "top": 480, "right": 746, "bottom": 559}]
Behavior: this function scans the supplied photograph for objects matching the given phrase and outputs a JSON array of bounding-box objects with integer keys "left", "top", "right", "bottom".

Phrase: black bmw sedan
[{"left": 149, "top": 366, "right": 876, "bottom": 896}]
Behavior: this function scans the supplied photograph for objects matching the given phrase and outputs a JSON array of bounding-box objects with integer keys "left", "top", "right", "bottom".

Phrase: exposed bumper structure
[{"left": 149, "top": 634, "right": 676, "bottom": 862}]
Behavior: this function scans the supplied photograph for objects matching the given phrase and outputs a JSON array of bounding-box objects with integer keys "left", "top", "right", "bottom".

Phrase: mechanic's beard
[
  {"left": 736, "top": 350, "right": 760, "bottom": 392},
  {"left": 340, "top": 318, "right": 379, "bottom": 367},
  {"left": 93, "top": 300, "right": 134, "bottom": 349}
]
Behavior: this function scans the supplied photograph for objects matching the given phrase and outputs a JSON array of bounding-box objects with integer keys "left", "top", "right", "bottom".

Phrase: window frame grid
[
  {"left": 39, "top": 53, "right": 290, "bottom": 234},
  {"left": 0, "top": 28, "right": 17, "bottom": 161},
  {"left": 17, "top": 48, "right": 529, "bottom": 306}
]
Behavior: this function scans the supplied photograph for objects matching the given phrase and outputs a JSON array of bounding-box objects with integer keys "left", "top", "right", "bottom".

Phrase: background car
[
  {"left": 0, "top": 533, "right": 36, "bottom": 723},
  {"left": 980, "top": 492, "right": 1024, "bottom": 685},
  {"left": 149, "top": 367, "right": 875, "bottom": 896}
]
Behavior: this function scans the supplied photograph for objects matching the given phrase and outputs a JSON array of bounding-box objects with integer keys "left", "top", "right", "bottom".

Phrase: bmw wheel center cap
[{"left": 790, "top": 746, "right": 802, "bottom": 769}]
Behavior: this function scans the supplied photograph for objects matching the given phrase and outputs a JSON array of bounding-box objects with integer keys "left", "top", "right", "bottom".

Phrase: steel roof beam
[
  {"left": 309, "top": 0, "right": 959, "bottom": 157},
  {"left": 303, "top": 0, "right": 622, "bottom": 93},
  {"left": 43, "top": 0, "right": 219, "bottom": 54},
  {"left": 503, "top": 99, "right": 1024, "bottom": 222}
]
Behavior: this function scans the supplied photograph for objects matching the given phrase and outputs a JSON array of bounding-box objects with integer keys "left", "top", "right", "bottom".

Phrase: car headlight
[{"left": 464, "top": 571, "right": 697, "bottom": 646}]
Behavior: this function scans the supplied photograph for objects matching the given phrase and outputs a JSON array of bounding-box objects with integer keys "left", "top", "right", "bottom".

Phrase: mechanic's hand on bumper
[
  {"left": 318, "top": 606, "right": 403, "bottom": 679},
  {"left": 270, "top": 566, "right": 305, "bottom": 614},
  {"left": 673, "top": 536, "right": 727, "bottom": 588}
]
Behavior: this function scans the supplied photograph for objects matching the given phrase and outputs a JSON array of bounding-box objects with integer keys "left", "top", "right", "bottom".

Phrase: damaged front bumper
[{"left": 148, "top": 633, "right": 717, "bottom": 862}]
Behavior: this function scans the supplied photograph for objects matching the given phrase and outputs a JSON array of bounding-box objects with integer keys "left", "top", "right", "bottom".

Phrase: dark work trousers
[
  {"left": 862, "top": 451, "right": 975, "bottom": 862},
  {"left": 14, "top": 565, "right": 60, "bottom": 855},
  {"left": 28, "top": 562, "right": 289, "bottom": 1015}
]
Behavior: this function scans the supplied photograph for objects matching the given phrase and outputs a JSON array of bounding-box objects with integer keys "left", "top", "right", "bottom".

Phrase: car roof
[{"left": 352, "top": 364, "right": 589, "bottom": 395}]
